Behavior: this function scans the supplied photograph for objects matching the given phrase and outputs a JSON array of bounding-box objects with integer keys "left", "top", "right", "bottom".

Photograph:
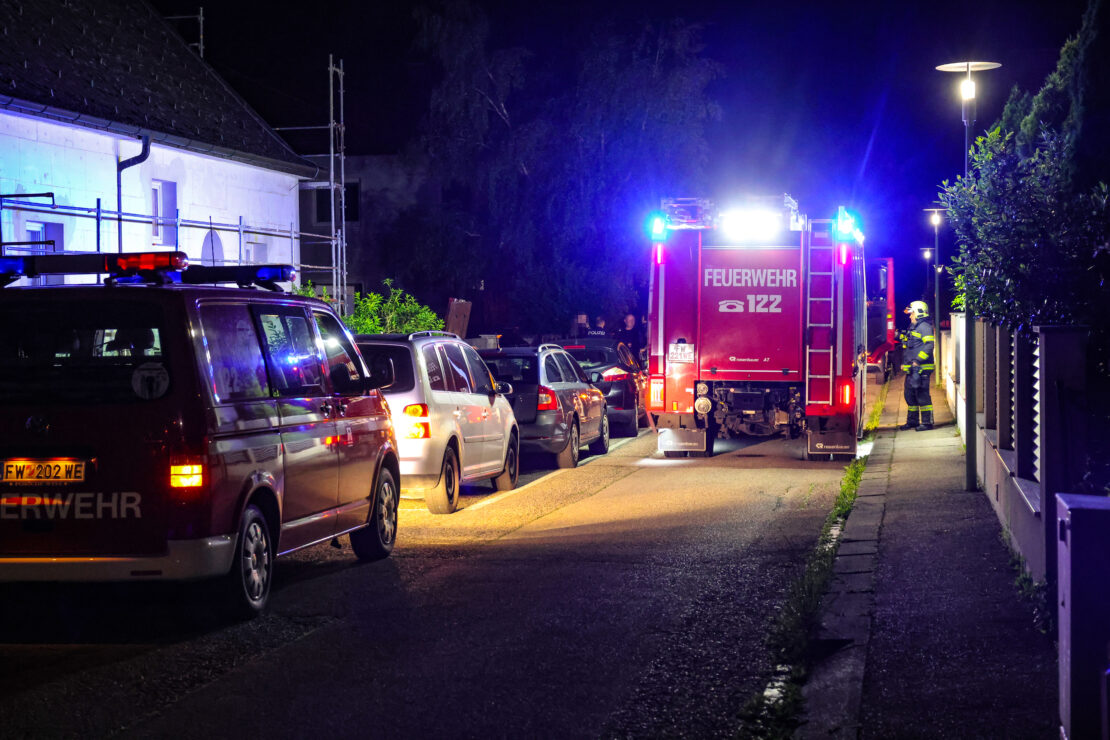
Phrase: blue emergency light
[
  {"left": 646, "top": 211, "right": 668, "bottom": 240},
  {"left": 835, "top": 206, "right": 865, "bottom": 245}
]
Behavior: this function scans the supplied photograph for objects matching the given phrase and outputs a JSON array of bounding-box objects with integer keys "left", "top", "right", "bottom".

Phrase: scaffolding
[
  {"left": 0, "top": 193, "right": 333, "bottom": 274},
  {"left": 274, "top": 54, "right": 348, "bottom": 314}
]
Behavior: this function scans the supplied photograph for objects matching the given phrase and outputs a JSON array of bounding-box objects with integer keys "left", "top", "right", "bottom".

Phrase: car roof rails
[
  {"left": 408, "top": 330, "right": 459, "bottom": 340},
  {"left": 180, "top": 265, "right": 296, "bottom": 292},
  {"left": 0, "top": 251, "right": 189, "bottom": 287},
  {"left": 537, "top": 343, "right": 563, "bottom": 352}
]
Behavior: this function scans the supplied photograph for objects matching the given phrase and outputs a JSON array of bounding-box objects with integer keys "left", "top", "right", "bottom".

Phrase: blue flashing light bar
[
  {"left": 0, "top": 251, "right": 189, "bottom": 280},
  {"left": 835, "top": 206, "right": 865, "bottom": 245},
  {"left": 180, "top": 264, "right": 297, "bottom": 287},
  {"left": 646, "top": 211, "right": 667, "bottom": 240}
]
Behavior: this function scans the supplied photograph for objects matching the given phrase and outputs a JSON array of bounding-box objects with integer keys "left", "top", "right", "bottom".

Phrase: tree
[
  {"left": 939, "top": 0, "right": 1109, "bottom": 332},
  {"left": 387, "top": 2, "right": 720, "bottom": 331}
]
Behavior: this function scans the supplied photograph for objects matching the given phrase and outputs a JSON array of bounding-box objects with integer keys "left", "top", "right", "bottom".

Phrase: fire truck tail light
[
  {"left": 655, "top": 243, "right": 665, "bottom": 265},
  {"left": 839, "top": 380, "right": 853, "bottom": 407},
  {"left": 648, "top": 376, "right": 665, "bottom": 411},
  {"left": 838, "top": 244, "right": 850, "bottom": 265},
  {"left": 170, "top": 456, "right": 205, "bottom": 488},
  {"left": 537, "top": 386, "right": 558, "bottom": 411}
]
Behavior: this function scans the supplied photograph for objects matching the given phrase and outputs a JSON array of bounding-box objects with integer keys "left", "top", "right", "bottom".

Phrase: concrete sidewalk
[{"left": 800, "top": 373, "right": 1058, "bottom": 738}]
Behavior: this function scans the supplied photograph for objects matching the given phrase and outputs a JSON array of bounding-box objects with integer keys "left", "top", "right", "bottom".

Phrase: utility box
[{"left": 1056, "top": 493, "right": 1110, "bottom": 740}]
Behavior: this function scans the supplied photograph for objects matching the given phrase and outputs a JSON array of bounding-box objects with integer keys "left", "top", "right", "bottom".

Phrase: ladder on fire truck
[{"left": 804, "top": 219, "right": 836, "bottom": 406}]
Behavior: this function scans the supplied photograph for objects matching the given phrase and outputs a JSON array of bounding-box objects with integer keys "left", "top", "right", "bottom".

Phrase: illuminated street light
[{"left": 936, "top": 60, "right": 1000, "bottom": 492}]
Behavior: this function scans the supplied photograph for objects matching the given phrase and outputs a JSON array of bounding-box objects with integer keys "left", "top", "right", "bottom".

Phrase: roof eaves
[{"left": 0, "top": 94, "right": 319, "bottom": 180}]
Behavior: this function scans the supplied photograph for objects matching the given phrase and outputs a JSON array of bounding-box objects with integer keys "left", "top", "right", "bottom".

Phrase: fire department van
[
  {"left": 645, "top": 196, "right": 890, "bottom": 460},
  {"left": 0, "top": 252, "right": 399, "bottom": 616}
]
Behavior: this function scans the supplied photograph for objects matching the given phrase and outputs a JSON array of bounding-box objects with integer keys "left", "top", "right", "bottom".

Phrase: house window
[
  {"left": 151, "top": 180, "right": 178, "bottom": 245},
  {"left": 315, "top": 182, "right": 359, "bottom": 223}
]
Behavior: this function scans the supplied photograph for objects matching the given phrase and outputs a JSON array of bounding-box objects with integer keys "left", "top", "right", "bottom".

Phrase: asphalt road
[{"left": 0, "top": 430, "right": 851, "bottom": 739}]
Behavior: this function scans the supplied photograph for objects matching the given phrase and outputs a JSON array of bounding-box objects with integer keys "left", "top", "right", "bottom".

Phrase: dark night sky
[{"left": 151, "top": 0, "right": 1093, "bottom": 301}]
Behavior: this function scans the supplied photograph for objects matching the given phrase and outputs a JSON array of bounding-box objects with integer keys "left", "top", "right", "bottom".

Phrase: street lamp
[
  {"left": 924, "top": 208, "right": 943, "bottom": 336},
  {"left": 936, "top": 60, "right": 1000, "bottom": 492},
  {"left": 936, "top": 61, "right": 1001, "bottom": 176}
]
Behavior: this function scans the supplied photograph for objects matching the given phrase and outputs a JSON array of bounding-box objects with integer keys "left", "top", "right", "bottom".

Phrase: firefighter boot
[
  {"left": 900, "top": 407, "right": 919, "bottom": 431},
  {"left": 916, "top": 408, "right": 934, "bottom": 432}
]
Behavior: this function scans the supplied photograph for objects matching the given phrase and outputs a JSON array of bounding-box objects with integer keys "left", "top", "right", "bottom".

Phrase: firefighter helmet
[{"left": 904, "top": 300, "right": 929, "bottom": 320}]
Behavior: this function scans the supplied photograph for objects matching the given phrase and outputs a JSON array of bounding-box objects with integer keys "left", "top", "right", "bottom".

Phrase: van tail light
[
  {"left": 402, "top": 404, "right": 431, "bottom": 439},
  {"left": 601, "top": 367, "right": 630, "bottom": 382},
  {"left": 170, "top": 455, "right": 205, "bottom": 488},
  {"left": 537, "top": 386, "right": 558, "bottom": 411}
]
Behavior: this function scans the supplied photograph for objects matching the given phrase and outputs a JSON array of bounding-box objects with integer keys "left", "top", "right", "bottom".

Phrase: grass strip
[
  {"left": 739, "top": 455, "right": 869, "bottom": 738},
  {"left": 864, "top": 378, "right": 889, "bottom": 433}
]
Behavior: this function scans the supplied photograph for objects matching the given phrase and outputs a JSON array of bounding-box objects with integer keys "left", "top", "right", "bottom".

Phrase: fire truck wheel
[{"left": 555, "top": 421, "right": 580, "bottom": 468}]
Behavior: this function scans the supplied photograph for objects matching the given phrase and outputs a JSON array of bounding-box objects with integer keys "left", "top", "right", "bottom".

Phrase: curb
[{"left": 796, "top": 378, "right": 902, "bottom": 738}]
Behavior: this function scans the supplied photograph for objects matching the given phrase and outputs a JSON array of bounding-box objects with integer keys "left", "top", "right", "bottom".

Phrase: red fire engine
[{"left": 645, "top": 196, "right": 894, "bottom": 460}]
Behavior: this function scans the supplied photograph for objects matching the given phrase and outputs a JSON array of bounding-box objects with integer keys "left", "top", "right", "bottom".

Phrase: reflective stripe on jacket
[{"left": 900, "top": 317, "right": 935, "bottom": 372}]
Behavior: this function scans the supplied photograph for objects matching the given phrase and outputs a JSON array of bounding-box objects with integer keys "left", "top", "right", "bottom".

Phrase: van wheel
[
  {"left": 223, "top": 504, "right": 273, "bottom": 619},
  {"left": 589, "top": 412, "right": 610, "bottom": 455},
  {"left": 351, "top": 467, "right": 398, "bottom": 560},
  {"left": 492, "top": 432, "right": 519, "bottom": 491},
  {"left": 555, "top": 421, "right": 580, "bottom": 468},
  {"left": 426, "top": 446, "right": 460, "bottom": 514}
]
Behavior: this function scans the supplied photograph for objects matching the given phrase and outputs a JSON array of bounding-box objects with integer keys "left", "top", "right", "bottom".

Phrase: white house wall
[{"left": 0, "top": 110, "right": 303, "bottom": 281}]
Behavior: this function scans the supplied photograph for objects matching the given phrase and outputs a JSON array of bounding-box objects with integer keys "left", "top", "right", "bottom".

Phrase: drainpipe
[{"left": 116, "top": 135, "right": 151, "bottom": 253}]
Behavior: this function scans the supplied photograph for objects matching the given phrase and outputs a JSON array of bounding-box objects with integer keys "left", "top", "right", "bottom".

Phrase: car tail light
[
  {"left": 402, "top": 404, "right": 431, "bottom": 439},
  {"left": 170, "top": 455, "right": 205, "bottom": 488},
  {"left": 601, "top": 367, "right": 630, "bottom": 382},
  {"left": 537, "top": 386, "right": 558, "bottom": 411}
]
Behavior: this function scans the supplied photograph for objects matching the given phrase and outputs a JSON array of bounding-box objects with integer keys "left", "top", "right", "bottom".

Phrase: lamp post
[
  {"left": 937, "top": 60, "right": 1001, "bottom": 492},
  {"left": 924, "top": 208, "right": 942, "bottom": 334}
]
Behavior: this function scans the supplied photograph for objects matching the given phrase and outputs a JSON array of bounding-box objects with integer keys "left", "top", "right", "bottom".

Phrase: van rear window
[
  {"left": 0, "top": 300, "right": 170, "bottom": 404},
  {"left": 358, "top": 344, "right": 416, "bottom": 394}
]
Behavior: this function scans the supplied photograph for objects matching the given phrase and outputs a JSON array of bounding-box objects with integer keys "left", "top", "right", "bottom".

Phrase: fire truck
[{"left": 645, "top": 195, "right": 894, "bottom": 460}]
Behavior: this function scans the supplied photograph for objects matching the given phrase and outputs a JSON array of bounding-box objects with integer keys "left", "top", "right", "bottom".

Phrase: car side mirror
[
  {"left": 589, "top": 371, "right": 603, "bottom": 383},
  {"left": 494, "top": 381, "right": 513, "bottom": 396},
  {"left": 362, "top": 357, "right": 395, "bottom": 391}
]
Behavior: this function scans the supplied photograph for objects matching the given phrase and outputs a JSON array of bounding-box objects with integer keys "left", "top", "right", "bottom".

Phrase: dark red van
[{"left": 0, "top": 253, "right": 399, "bottom": 616}]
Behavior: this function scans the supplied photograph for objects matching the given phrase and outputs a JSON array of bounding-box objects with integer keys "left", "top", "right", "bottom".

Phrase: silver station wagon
[{"left": 356, "top": 332, "right": 519, "bottom": 514}]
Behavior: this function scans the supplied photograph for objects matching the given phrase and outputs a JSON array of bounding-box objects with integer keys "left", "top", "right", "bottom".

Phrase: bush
[{"left": 294, "top": 279, "right": 445, "bottom": 336}]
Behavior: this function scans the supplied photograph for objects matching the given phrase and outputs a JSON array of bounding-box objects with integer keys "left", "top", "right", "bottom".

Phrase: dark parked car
[
  {"left": 557, "top": 337, "right": 647, "bottom": 436},
  {"left": 477, "top": 344, "right": 608, "bottom": 468}
]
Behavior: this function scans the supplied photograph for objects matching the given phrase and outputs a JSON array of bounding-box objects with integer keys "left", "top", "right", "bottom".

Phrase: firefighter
[{"left": 898, "top": 300, "right": 935, "bottom": 431}]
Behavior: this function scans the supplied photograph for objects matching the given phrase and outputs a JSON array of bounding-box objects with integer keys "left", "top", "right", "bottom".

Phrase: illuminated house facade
[{"left": 0, "top": 0, "right": 317, "bottom": 283}]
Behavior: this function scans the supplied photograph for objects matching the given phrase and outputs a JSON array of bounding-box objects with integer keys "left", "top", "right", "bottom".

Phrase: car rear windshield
[
  {"left": 358, "top": 344, "right": 416, "bottom": 394},
  {"left": 563, "top": 346, "right": 618, "bottom": 370},
  {"left": 481, "top": 354, "right": 538, "bottom": 385},
  {"left": 0, "top": 299, "right": 170, "bottom": 405}
]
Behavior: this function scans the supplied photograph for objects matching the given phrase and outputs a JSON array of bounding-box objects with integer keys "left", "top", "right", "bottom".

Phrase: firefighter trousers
[{"left": 904, "top": 366, "right": 934, "bottom": 426}]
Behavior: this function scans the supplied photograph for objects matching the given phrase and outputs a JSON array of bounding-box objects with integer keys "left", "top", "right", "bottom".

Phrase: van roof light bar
[
  {"left": 180, "top": 264, "right": 296, "bottom": 292},
  {"left": 0, "top": 251, "right": 189, "bottom": 286}
]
